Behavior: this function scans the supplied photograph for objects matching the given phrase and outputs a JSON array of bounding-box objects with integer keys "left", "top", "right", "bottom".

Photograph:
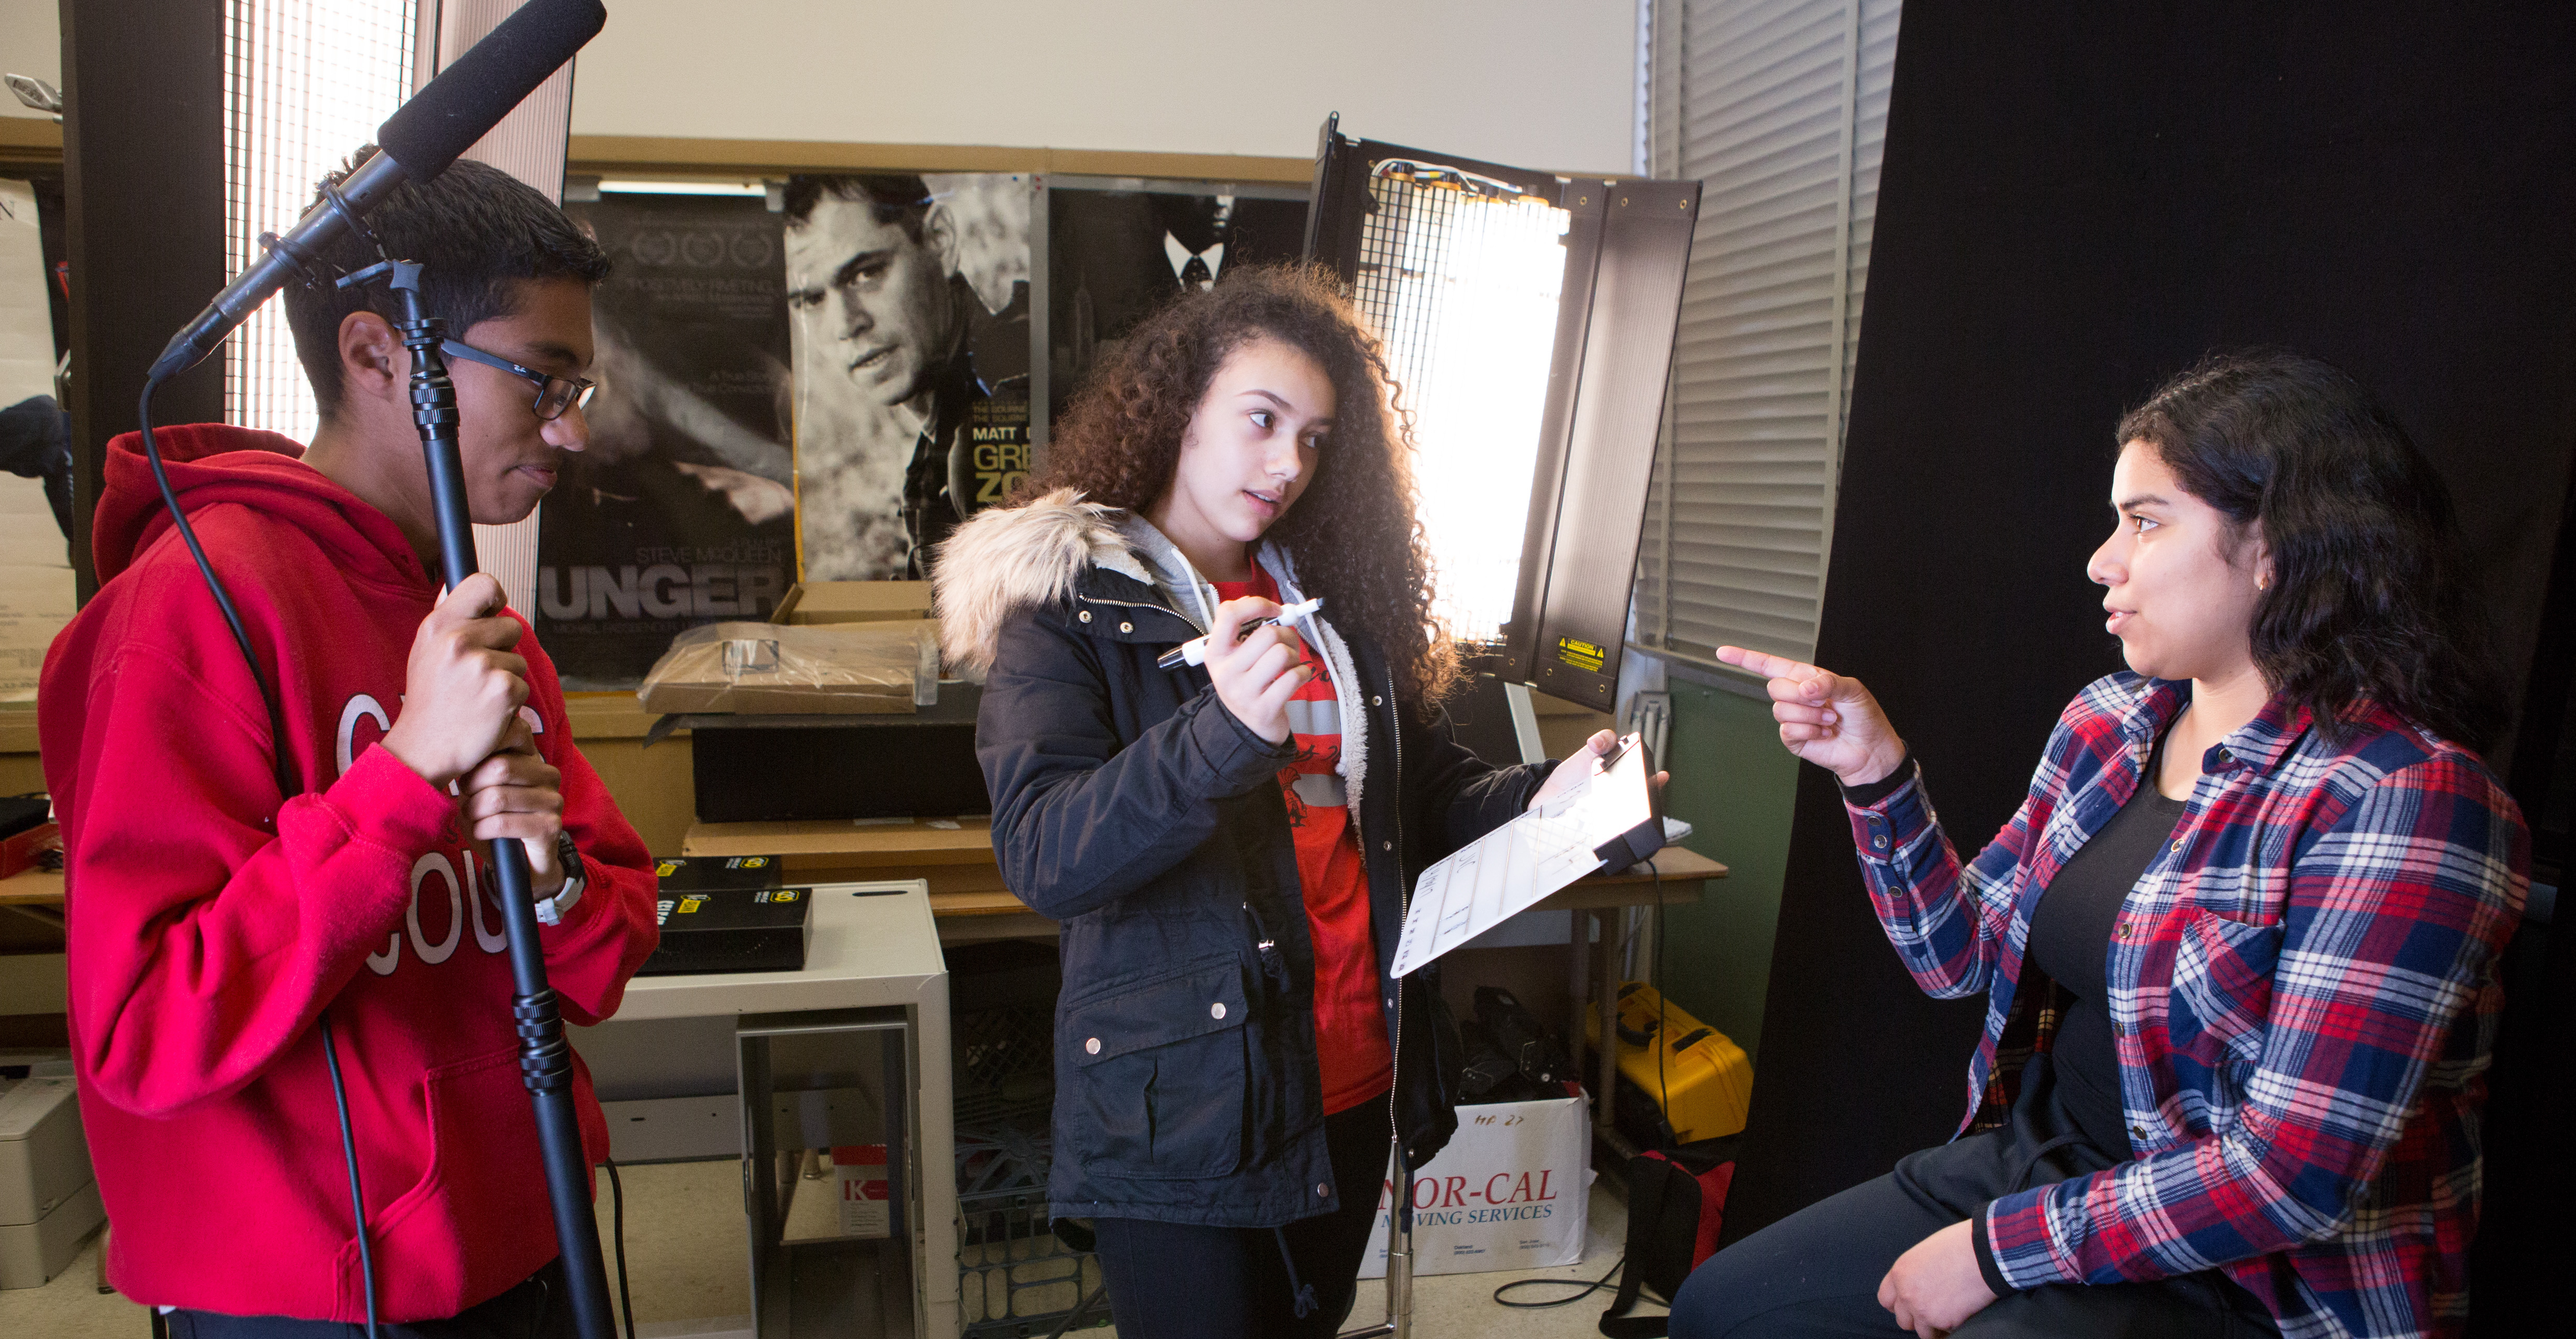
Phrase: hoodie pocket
[
  {"left": 1063, "top": 957, "right": 1253, "bottom": 1181},
  {"left": 343, "top": 1046, "right": 557, "bottom": 1317}
]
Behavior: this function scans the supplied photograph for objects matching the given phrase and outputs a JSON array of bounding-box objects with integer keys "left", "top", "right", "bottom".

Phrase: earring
[{"left": 2256, "top": 576, "right": 2270, "bottom": 592}]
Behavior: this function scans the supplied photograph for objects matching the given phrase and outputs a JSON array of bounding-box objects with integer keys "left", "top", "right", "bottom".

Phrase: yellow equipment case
[{"left": 1584, "top": 981, "right": 1754, "bottom": 1143}]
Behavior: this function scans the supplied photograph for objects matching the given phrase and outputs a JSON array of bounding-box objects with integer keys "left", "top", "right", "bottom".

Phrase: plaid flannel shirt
[{"left": 1846, "top": 673, "right": 2525, "bottom": 1339}]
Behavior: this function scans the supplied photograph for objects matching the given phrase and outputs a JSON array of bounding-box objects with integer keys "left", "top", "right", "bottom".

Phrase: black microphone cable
[
  {"left": 137, "top": 375, "right": 381, "bottom": 1339},
  {"left": 318, "top": 1012, "right": 380, "bottom": 1339},
  {"left": 603, "top": 1157, "right": 635, "bottom": 1339}
]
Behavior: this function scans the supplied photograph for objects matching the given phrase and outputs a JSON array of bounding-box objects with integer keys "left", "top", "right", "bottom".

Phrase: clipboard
[{"left": 1388, "top": 733, "right": 1663, "bottom": 978}]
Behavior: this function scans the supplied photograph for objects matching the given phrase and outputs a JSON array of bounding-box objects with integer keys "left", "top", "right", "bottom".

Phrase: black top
[
  {"left": 974, "top": 559, "right": 1552, "bottom": 1224},
  {"left": 2023, "top": 742, "right": 2190, "bottom": 1158}
]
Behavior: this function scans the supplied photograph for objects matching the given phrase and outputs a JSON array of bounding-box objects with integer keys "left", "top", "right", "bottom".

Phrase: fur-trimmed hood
[
  {"left": 933, "top": 487, "right": 1380, "bottom": 819},
  {"left": 932, "top": 489, "right": 1149, "bottom": 675},
  {"left": 936, "top": 487, "right": 1285, "bottom": 672}
]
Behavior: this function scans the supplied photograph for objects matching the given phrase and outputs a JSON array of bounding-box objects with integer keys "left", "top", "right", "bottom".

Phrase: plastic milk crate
[{"left": 952, "top": 1001, "right": 1107, "bottom": 1335}]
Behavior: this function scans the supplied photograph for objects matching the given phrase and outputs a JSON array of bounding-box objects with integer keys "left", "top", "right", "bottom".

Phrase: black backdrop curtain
[{"left": 1720, "top": 4, "right": 2576, "bottom": 1330}]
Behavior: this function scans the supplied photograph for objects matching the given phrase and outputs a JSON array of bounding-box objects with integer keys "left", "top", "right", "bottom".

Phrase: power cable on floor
[{"left": 1493, "top": 1254, "right": 1627, "bottom": 1308}]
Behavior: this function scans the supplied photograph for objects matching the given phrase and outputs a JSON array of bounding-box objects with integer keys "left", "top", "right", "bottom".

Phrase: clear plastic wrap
[{"left": 637, "top": 619, "right": 938, "bottom": 714}]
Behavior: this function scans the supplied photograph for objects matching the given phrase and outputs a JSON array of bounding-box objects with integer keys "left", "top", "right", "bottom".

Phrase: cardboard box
[
  {"left": 772, "top": 581, "right": 933, "bottom": 626},
  {"left": 636, "top": 621, "right": 935, "bottom": 716}
]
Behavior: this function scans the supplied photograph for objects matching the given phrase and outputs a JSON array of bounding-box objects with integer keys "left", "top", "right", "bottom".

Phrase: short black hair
[
  {"left": 284, "top": 156, "right": 610, "bottom": 421},
  {"left": 2118, "top": 351, "right": 2514, "bottom": 753},
  {"left": 780, "top": 174, "right": 933, "bottom": 244}
]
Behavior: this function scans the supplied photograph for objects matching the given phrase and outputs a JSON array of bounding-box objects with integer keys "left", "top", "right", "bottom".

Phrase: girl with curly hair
[{"left": 934, "top": 263, "right": 1620, "bottom": 1336}]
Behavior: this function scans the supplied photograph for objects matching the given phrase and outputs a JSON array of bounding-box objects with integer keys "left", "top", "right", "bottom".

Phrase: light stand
[
  {"left": 1340, "top": 1148, "right": 1414, "bottom": 1339},
  {"left": 346, "top": 257, "right": 618, "bottom": 1339}
]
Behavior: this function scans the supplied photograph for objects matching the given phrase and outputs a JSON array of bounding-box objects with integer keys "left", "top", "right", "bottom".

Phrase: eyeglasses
[{"left": 440, "top": 339, "right": 596, "bottom": 421}]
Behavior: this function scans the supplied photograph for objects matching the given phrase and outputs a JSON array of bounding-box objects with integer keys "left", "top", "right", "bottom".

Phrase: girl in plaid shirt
[{"left": 1673, "top": 354, "right": 2525, "bottom": 1339}]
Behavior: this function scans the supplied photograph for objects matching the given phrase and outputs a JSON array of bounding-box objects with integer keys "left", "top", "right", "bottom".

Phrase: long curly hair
[
  {"left": 1028, "top": 262, "right": 1462, "bottom": 709},
  {"left": 2117, "top": 351, "right": 2512, "bottom": 752}
]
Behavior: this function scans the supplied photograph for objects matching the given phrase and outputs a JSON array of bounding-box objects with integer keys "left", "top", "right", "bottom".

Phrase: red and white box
[{"left": 832, "top": 1144, "right": 890, "bottom": 1238}]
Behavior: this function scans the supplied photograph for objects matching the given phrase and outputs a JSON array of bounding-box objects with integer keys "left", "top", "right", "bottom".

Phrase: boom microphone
[{"left": 147, "top": 0, "right": 606, "bottom": 383}]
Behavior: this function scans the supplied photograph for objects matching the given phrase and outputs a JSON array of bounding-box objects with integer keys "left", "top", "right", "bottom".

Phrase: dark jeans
[
  {"left": 1669, "top": 1057, "right": 2279, "bottom": 1338},
  {"left": 162, "top": 1258, "right": 571, "bottom": 1339},
  {"left": 1089, "top": 1092, "right": 1394, "bottom": 1339}
]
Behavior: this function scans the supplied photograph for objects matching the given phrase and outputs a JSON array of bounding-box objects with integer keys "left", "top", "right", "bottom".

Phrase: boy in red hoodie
[{"left": 39, "top": 159, "right": 659, "bottom": 1336}]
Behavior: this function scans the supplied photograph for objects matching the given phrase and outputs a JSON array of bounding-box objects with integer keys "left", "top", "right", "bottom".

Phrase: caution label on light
[{"left": 1555, "top": 637, "right": 1606, "bottom": 673}]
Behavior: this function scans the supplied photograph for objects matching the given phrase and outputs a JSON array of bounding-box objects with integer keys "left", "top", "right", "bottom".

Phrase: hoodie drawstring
[{"left": 1274, "top": 1226, "right": 1319, "bottom": 1319}]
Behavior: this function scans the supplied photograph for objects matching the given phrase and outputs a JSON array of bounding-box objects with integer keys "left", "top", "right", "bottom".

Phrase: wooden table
[
  {"left": 683, "top": 817, "right": 1729, "bottom": 1140},
  {"left": 1557, "top": 847, "right": 1729, "bottom": 1146}
]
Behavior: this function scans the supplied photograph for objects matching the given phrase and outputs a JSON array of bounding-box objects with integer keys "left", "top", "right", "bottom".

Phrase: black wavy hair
[
  {"left": 2117, "top": 351, "right": 2512, "bottom": 752},
  {"left": 284, "top": 157, "right": 609, "bottom": 421},
  {"left": 780, "top": 174, "right": 933, "bottom": 243}
]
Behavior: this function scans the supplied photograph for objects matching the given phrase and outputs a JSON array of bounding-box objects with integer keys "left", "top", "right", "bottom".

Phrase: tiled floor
[{"left": 2, "top": 1158, "right": 1660, "bottom": 1338}]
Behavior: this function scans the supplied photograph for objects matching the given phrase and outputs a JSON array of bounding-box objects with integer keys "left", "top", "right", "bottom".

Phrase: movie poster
[
  {"left": 539, "top": 192, "right": 797, "bottom": 689},
  {"left": 786, "top": 173, "right": 1032, "bottom": 581},
  {"left": 1046, "top": 187, "right": 1308, "bottom": 421}
]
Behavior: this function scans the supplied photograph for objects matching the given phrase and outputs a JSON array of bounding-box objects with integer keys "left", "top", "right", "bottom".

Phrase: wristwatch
[{"left": 533, "top": 828, "right": 586, "bottom": 926}]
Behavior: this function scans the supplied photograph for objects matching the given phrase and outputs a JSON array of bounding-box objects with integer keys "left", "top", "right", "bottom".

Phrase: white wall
[
  {"left": 0, "top": 0, "right": 57, "bottom": 119},
  {"left": 0, "top": 2, "right": 1641, "bottom": 171},
  {"left": 572, "top": 0, "right": 1640, "bottom": 173}
]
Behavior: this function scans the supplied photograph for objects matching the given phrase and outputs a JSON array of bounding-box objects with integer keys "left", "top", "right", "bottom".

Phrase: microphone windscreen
[{"left": 377, "top": 0, "right": 605, "bottom": 181}]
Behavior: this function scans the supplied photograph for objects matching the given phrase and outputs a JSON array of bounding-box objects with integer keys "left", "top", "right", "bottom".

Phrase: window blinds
[{"left": 1633, "top": 0, "right": 1900, "bottom": 672}]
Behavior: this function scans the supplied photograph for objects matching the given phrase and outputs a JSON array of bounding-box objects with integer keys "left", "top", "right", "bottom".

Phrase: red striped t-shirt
[{"left": 1214, "top": 565, "right": 1394, "bottom": 1114}]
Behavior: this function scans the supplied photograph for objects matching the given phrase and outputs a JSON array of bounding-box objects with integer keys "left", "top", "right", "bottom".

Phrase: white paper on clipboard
[{"left": 1388, "top": 734, "right": 1661, "bottom": 978}]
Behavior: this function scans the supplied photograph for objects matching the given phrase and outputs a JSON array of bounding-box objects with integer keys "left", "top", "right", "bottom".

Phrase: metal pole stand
[
  {"left": 1340, "top": 1142, "right": 1413, "bottom": 1339},
  {"left": 345, "top": 258, "right": 618, "bottom": 1339}
]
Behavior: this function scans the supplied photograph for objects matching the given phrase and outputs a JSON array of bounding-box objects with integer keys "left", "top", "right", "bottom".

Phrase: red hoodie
[{"left": 39, "top": 423, "right": 659, "bottom": 1323}]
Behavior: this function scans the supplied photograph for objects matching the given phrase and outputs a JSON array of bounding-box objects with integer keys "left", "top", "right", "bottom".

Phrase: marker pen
[{"left": 1156, "top": 598, "right": 1323, "bottom": 670}]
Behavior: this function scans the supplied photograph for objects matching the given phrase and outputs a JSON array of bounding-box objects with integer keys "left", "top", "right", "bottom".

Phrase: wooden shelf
[
  {"left": 682, "top": 816, "right": 996, "bottom": 867},
  {"left": 564, "top": 691, "right": 666, "bottom": 741},
  {"left": 566, "top": 134, "right": 1311, "bottom": 185},
  {"left": 0, "top": 867, "right": 61, "bottom": 906},
  {"left": 0, "top": 837, "right": 1724, "bottom": 927}
]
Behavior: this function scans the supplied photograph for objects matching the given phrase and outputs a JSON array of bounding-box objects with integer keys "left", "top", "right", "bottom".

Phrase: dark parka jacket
[{"left": 935, "top": 490, "right": 1553, "bottom": 1228}]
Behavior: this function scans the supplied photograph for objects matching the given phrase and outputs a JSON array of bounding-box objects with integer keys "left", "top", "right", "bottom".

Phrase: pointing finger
[{"left": 1716, "top": 644, "right": 1822, "bottom": 683}]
